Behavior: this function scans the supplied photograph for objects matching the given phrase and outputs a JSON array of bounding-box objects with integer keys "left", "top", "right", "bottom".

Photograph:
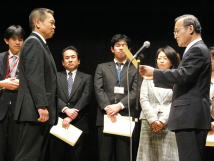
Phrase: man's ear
[
  {"left": 35, "top": 19, "right": 41, "bottom": 29},
  {"left": 4, "top": 38, "right": 9, "bottom": 45},
  {"left": 189, "top": 25, "right": 194, "bottom": 35}
]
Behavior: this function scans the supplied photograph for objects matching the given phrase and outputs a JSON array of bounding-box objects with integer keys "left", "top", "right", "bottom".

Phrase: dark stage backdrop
[{"left": 0, "top": 1, "right": 213, "bottom": 160}]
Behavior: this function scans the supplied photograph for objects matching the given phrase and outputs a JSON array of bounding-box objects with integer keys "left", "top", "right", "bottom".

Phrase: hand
[
  {"left": 62, "top": 117, "right": 72, "bottom": 128},
  {"left": 64, "top": 108, "right": 79, "bottom": 120},
  {"left": 107, "top": 114, "right": 118, "bottom": 123},
  {"left": 37, "top": 108, "right": 49, "bottom": 122},
  {"left": 151, "top": 121, "right": 164, "bottom": 132},
  {"left": 0, "top": 78, "right": 19, "bottom": 90},
  {"left": 211, "top": 122, "right": 214, "bottom": 132},
  {"left": 139, "top": 65, "right": 154, "bottom": 80},
  {"left": 104, "top": 104, "right": 122, "bottom": 116}
]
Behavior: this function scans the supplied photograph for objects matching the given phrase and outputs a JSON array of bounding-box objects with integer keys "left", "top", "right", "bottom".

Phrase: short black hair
[
  {"left": 4, "top": 25, "right": 25, "bottom": 39},
  {"left": 61, "top": 45, "right": 80, "bottom": 60},
  {"left": 110, "top": 34, "right": 131, "bottom": 48},
  {"left": 156, "top": 45, "right": 180, "bottom": 69},
  {"left": 175, "top": 14, "right": 202, "bottom": 34}
]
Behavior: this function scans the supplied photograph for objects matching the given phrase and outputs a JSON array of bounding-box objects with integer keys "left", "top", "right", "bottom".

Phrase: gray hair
[
  {"left": 29, "top": 8, "right": 54, "bottom": 30},
  {"left": 175, "top": 14, "right": 201, "bottom": 34}
]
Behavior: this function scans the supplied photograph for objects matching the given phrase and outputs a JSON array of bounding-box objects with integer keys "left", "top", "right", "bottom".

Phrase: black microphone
[{"left": 133, "top": 41, "right": 150, "bottom": 59}]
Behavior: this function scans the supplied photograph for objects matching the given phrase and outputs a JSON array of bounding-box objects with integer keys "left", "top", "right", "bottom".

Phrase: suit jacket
[
  {"left": 139, "top": 79, "right": 173, "bottom": 124},
  {"left": 0, "top": 51, "right": 18, "bottom": 120},
  {"left": 14, "top": 33, "right": 57, "bottom": 125},
  {"left": 153, "top": 40, "right": 211, "bottom": 130},
  {"left": 57, "top": 71, "right": 93, "bottom": 132},
  {"left": 94, "top": 61, "right": 138, "bottom": 126}
]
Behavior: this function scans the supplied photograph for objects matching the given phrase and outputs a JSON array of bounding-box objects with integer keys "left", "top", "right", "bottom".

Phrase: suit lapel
[
  {"left": 59, "top": 71, "right": 70, "bottom": 100},
  {"left": 69, "top": 71, "right": 82, "bottom": 100},
  {"left": 2, "top": 52, "right": 9, "bottom": 79},
  {"left": 152, "top": 83, "right": 171, "bottom": 103},
  {"left": 30, "top": 33, "right": 57, "bottom": 74},
  {"left": 108, "top": 61, "right": 119, "bottom": 80}
]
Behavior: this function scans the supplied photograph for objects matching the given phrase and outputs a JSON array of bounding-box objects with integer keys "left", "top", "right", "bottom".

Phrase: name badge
[{"left": 114, "top": 86, "right": 124, "bottom": 94}]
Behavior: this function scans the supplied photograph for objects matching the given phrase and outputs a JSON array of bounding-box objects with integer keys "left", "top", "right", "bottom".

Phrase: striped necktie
[{"left": 67, "top": 72, "right": 73, "bottom": 96}]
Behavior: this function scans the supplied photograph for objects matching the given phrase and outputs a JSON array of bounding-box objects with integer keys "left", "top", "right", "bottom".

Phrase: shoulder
[
  {"left": 190, "top": 40, "right": 209, "bottom": 55},
  {"left": 0, "top": 51, "right": 8, "bottom": 58},
  {"left": 96, "top": 61, "right": 114, "bottom": 70},
  {"left": 57, "top": 71, "right": 66, "bottom": 77},
  {"left": 78, "top": 71, "right": 92, "bottom": 79}
]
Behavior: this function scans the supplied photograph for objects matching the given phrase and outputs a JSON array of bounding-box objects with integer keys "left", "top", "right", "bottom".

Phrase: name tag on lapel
[{"left": 114, "top": 86, "right": 124, "bottom": 94}]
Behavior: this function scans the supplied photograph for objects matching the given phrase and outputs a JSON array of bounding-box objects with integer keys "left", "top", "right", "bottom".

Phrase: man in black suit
[
  {"left": 48, "top": 46, "right": 93, "bottom": 161},
  {"left": 140, "top": 14, "right": 211, "bottom": 161},
  {"left": 0, "top": 25, "right": 24, "bottom": 161},
  {"left": 94, "top": 34, "right": 139, "bottom": 161},
  {"left": 14, "top": 8, "right": 57, "bottom": 161}
]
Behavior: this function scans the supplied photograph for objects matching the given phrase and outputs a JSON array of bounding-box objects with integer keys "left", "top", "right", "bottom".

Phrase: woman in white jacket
[{"left": 136, "top": 45, "right": 180, "bottom": 161}]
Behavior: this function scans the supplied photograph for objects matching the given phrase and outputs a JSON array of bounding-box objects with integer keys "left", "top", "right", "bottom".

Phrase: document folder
[
  {"left": 103, "top": 114, "right": 135, "bottom": 137},
  {"left": 50, "top": 117, "right": 82, "bottom": 146}
]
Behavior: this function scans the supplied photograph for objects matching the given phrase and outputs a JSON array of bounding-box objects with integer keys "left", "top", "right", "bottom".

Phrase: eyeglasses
[{"left": 173, "top": 27, "right": 187, "bottom": 35}]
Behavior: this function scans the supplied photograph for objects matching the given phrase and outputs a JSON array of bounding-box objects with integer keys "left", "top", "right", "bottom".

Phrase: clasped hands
[
  {"left": 150, "top": 120, "right": 165, "bottom": 133},
  {"left": 104, "top": 104, "right": 122, "bottom": 122},
  {"left": 62, "top": 108, "right": 79, "bottom": 128},
  {"left": 1, "top": 78, "right": 19, "bottom": 90}
]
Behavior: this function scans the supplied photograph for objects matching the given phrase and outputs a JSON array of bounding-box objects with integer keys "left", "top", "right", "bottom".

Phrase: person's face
[
  {"left": 4, "top": 36, "right": 24, "bottom": 55},
  {"left": 211, "top": 55, "right": 214, "bottom": 72},
  {"left": 111, "top": 40, "right": 127, "bottom": 62},
  {"left": 36, "top": 12, "right": 55, "bottom": 39},
  {"left": 62, "top": 49, "right": 80, "bottom": 71},
  {"left": 156, "top": 51, "right": 172, "bottom": 70},
  {"left": 174, "top": 19, "right": 193, "bottom": 47}
]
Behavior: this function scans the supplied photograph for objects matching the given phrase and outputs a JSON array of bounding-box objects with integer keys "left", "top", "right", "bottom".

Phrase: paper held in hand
[
  {"left": 206, "top": 131, "right": 214, "bottom": 146},
  {"left": 50, "top": 117, "right": 82, "bottom": 146},
  {"left": 103, "top": 114, "right": 135, "bottom": 137}
]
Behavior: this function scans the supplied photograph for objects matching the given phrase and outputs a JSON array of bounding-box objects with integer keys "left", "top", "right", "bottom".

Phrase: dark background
[{"left": 0, "top": 1, "right": 213, "bottom": 160}]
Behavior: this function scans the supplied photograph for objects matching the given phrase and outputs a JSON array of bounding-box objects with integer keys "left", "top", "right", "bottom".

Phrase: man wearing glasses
[{"left": 139, "top": 14, "right": 211, "bottom": 161}]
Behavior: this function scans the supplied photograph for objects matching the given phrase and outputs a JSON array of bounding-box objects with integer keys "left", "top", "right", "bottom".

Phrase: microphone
[{"left": 133, "top": 41, "right": 150, "bottom": 59}]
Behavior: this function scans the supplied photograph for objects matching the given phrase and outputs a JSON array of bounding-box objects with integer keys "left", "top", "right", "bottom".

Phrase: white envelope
[
  {"left": 103, "top": 114, "right": 135, "bottom": 137},
  {"left": 50, "top": 117, "right": 82, "bottom": 146}
]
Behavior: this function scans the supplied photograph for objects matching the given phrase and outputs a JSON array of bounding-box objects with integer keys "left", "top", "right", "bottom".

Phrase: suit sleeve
[
  {"left": 120, "top": 67, "right": 138, "bottom": 109},
  {"left": 21, "top": 38, "right": 48, "bottom": 108},
  {"left": 140, "top": 80, "right": 158, "bottom": 123},
  {"left": 94, "top": 64, "right": 111, "bottom": 109},
  {"left": 74, "top": 75, "right": 93, "bottom": 111},
  {"left": 154, "top": 47, "right": 206, "bottom": 86}
]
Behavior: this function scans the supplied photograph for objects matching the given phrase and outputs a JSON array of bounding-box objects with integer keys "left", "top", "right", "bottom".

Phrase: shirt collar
[
  {"left": 8, "top": 50, "right": 19, "bottom": 58},
  {"left": 114, "top": 59, "right": 126, "bottom": 65},
  {"left": 184, "top": 38, "right": 202, "bottom": 54},
  {"left": 66, "top": 69, "right": 77, "bottom": 75},
  {"left": 32, "top": 31, "right": 47, "bottom": 44}
]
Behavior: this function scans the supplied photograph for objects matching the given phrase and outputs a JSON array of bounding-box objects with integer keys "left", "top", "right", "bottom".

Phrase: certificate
[
  {"left": 103, "top": 114, "right": 135, "bottom": 137},
  {"left": 50, "top": 117, "right": 82, "bottom": 146}
]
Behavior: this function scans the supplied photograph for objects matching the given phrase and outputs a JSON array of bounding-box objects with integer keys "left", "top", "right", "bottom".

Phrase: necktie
[
  {"left": 67, "top": 72, "right": 73, "bottom": 96},
  {"left": 10, "top": 55, "right": 18, "bottom": 77},
  {"left": 116, "top": 62, "right": 123, "bottom": 83}
]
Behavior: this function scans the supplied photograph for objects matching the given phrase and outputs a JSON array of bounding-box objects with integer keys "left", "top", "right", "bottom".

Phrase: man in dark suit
[
  {"left": 140, "top": 14, "right": 211, "bottom": 161},
  {"left": 48, "top": 46, "right": 93, "bottom": 161},
  {"left": 14, "top": 8, "right": 57, "bottom": 161},
  {"left": 0, "top": 25, "right": 24, "bottom": 161},
  {"left": 94, "top": 34, "right": 139, "bottom": 161}
]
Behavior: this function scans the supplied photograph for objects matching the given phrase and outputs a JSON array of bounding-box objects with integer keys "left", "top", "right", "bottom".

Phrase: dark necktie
[
  {"left": 116, "top": 62, "right": 123, "bottom": 83},
  {"left": 67, "top": 72, "right": 73, "bottom": 96}
]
